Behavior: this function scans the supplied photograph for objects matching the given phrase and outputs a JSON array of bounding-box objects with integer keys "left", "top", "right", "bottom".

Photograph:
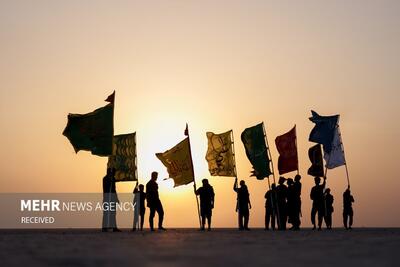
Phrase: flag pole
[
  {"left": 230, "top": 130, "right": 238, "bottom": 178},
  {"left": 294, "top": 125, "right": 300, "bottom": 175},
  {"left": 185, "top": 123, "right": 202, "bottom": 228},
  {"left": 337, "top": 126, "right": 351, "bottom": 188},
  {"left": 262, "top": 122, "right": 280, "bottom": 228}
]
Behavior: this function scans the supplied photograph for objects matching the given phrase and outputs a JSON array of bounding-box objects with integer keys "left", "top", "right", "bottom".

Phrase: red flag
[
  {"left": 105, "top": 91, "right": 115, "bottom": 103},
  {"left": 275, "top": 125, "right": 298, "bottom": 175},
  {"left": 184, "top": 123, "right": 189, "bottom": 136}
]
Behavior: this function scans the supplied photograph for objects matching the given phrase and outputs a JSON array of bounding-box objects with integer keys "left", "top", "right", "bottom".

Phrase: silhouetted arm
[{"left": 233, "top": 178, "right": 238, "bottom": 192}]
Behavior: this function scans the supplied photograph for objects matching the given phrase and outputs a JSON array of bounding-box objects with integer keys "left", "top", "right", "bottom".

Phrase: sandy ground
[{"left": 0, "top": 228, "right": 398, "bottom": 267}]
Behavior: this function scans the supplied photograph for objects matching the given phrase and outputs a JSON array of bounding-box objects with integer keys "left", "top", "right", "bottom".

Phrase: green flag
[
  {"left": 241, "top": 122, "right": 272, "bottom": 180},
  {"left": 63, "top": 103, "right": 114, "bottom": 156}
]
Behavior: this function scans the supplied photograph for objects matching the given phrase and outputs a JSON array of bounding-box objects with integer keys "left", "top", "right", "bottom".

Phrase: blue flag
[{"left": 309, "top": 110, "right": 339, "bottom": 153}]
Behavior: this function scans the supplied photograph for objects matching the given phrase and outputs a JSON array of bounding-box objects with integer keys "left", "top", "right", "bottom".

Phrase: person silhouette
[
  {"left": 324, "top": 188, "right": 334, "bottom": 229},
  {"left": 132, "top": 183, "right": 146, "bottom": 231},
  {"left": 265, "top": 183, "right": 277, "bottom": 230},
  {"left": 310, "top": 176, "right": 326, "bottom": 230},
  {"left": 343, "top": 187, "right": 354, "bottom": 230},
  {"left": 233, "top": 178, "right": 251, "bottom": 230},
  {"left": 287, "top": 178, "right": 296, "bottom": 230},
  {"left": 276, "top": 177, "right": 288, "bottom": 230},
  {"left": 146, "top": 171, "right": 166, "bottom": 231},
  {"left": 102, "top": 168, "right": 121, "bottom": 232},
  {"left": 195, "top": 179, "right": 215, "bottom": 231},
  {"left": 293, "top": 174, "right": 302, "bottom": 230}
]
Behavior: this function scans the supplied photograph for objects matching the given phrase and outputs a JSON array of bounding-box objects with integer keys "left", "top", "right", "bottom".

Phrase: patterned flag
[
  {"left": 324, "top": 127, "right": 346, "bottom": 169},
  {"left": 275, "top": 126, "right": 298, "bottom": 175},
  {"left": 63, "top": 93, "right": 114, "bottom": 156},
  {"left": 241, "top": 122, "right": 272, "bottom": 180},
  {"left": 107, "top": 133, "right": 137, "bottom": 182},
  {"left": 156, "top": 138, "right": 194, "bottom": 187},
  {"left": 205, "top": 130, "right": 236, "bottom": 177},
  {"left": 307, "top": 144, "right": 324, "bottom": 177},
  {"left": 309, "top": 110, "right": 339, "bottom": 153}
]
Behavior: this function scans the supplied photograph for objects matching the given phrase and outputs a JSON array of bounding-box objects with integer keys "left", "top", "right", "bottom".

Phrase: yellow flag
[
  {"left": 205, "top": 130, "right": 236, "bottom": 177},
  {"left": 156, "top": 138, "right": 194, "bottom": 187},
  {"left": 107, "top": 133, "right": 137, "bottom": 181}
]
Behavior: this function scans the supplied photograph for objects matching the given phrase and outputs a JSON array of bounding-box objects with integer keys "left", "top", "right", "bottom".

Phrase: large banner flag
[
  {"left": 63, "top": 92, "right": 114, "bottom": 156},
  {"left": 275, "top": 125, "right": 298, "bottom": 175},
  {"left": 324, "top": 127, "right": 346, "bottom": 169},
  {"left": 309, "top": 110, "right": 339, "bottom": 153},
  {"left": 205, "top": 130, "right": 236, "bottom": 177},
  {"left": 241, "top": 122, "right": 272, "bottom": 180},
  {"left": 307, "top": 144, "right": 324, "bottom": 177},
  {"left": 107, "top": 133, "right": 137, "bottom": 182},
  {"left": 156, "top": 138, "right": 194, "bottom": 187}
]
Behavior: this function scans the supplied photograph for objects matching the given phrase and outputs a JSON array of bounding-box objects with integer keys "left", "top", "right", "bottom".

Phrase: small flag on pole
[
  {"left": 156, "top": 138, "right": 194, "bottom": 187},
  {"left": 307, "top": 144, "right": 324, "bottom": 177},
  {"left": 309, "top": 110, "right": 339, "bottom": 153},
  {"left": 241, "top": 122, "right": 272, "bottom": 180},
  {"left": 324, "top": 127, "right": 346, "bottom": 169},
  {"left": 107, "top": 132, "right": 137, "bottom": 181},
  {"left": 275, "top": 125, "right": 298, "bottom": 175},
  {"left": 205, "top": 130, "right": 236, "bottom": 177},
  {"left": 63, "top": 92, "right": 114, "bottom": 156}
]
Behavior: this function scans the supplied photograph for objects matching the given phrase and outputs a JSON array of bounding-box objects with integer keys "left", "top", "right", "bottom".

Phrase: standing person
[
  {"left": 276, "top": 177, "right": 288, "bottom": 230},
  {"left": 310, "top": 176, "right": 326, "bottom": 230},
  {"left": 343, "top": 187, "right": 355, "bottom": 230},
  {"left": 195, "top": 179, "right": 215, "bottom": 231},
  {"left": 233, "top": 178, "right": 251, "bottom": 230},
  {"left": 265, "top": 183, "right": 277, "bottom": 230},
  {"left": 102, "top": 168, "right": 121, "bottom": 232},
  {"left": 293, "top": 174, "right": 302, "bottom": 230},
  {"left": 132, "top": 183, "right": 146, "bottom": 231},
  {"left": 286, "top": 178, "right": 296, "bottom": 230},
  {"left": 146, "top": 171, "right": 166, "bottom": 231},
  {"left": 324, "top": 188, "right": 334, "bottom": 229}
]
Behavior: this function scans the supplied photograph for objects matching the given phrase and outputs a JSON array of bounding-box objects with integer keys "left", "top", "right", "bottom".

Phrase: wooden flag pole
[
  {"left": 337, "top": 126, "right": 351, "bottom": 188},
  {"left": 185, "top": 124, "right": 202, "bottom": 228},
  {"left": 262, "top": 122, "right": 280, "bottom": 228},
  {"left": 294, "top": 125, "right": 300, "bottom": 175},
  {"left": 230, "top": 130, "right": 238, "bottom": 178}
]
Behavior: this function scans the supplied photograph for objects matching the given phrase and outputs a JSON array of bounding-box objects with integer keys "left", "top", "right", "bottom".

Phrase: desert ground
[{"left": 0, "top": 228, "right": 398, "bottom": 267}]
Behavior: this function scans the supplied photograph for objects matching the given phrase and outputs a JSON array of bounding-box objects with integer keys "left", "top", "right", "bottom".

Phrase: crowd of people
[{"left": 101, "top": 168, "right": 354, "bottom": 232}]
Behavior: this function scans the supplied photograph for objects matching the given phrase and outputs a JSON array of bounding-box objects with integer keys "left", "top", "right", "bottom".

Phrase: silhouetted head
[
  {"left": 287, "top": 178, "right": 294, "bottom": 185},
  {"left": 278, "top": 177, "right": 286, "bottom": 185},
  {"left": 202, "top": 179, "right": 209, "bottom": 186},
  {"left": 139, "top": 184, "right": 144, "bottom": 191},
  {"left": 151, "top": 171, "right": 158, "bottom": 181},
  {"left": 314, "top": 176, "right": 321, "bottom": 185},
  {"left": 295, "top": 174, "right": 301, "bottom": 182},
  {"left": 271, "top": 183, "right": 276, "bottom": 190},
  {"left": 325, "top": 188, "right": 331, "bottom": 194},
  {"left": 240, "top": 180, "right": 245, "bottom": 187}
]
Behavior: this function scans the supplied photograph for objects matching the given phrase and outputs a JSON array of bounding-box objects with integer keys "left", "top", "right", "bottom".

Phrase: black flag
[{"left": 307, "top": 144, "right": 324, "bottom": 177}]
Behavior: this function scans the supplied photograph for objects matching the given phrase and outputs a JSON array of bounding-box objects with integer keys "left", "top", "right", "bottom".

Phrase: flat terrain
[{"left": 0, "top": 228, "right": 398, "bottom": 267}]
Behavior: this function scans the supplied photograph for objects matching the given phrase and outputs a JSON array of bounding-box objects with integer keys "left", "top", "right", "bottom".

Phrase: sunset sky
[{"left": 1, "top": 1, "right": 399, "bottom": 228}]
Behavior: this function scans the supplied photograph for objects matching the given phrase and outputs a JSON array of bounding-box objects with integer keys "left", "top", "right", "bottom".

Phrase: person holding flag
[
  {"left": 233, "top": 178, "right": 251, "bottom": 230},
  {"left": 195, "top": 179, "right": 215, "bottom": 231}
]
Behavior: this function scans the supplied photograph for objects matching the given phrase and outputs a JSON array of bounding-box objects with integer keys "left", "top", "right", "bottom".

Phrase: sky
[{"left": 1, "top": 0, "right": 399, "bottom": 228}]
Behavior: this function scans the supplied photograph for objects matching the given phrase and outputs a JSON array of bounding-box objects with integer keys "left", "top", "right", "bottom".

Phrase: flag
[
  {"left": 241, "top": 122, "right": 272, "bottom": 180},
  {"left": 63, "top": 101, "right": 114, "bottom": 156},
  {"left": 307, "top": 144, "right": 324, "bottom": 177},
  {"left": 107, "top": 133, "right": 137, "bottom": 182},
  {"left": 156, "top": 138, "right": 194, "bottom": 187},
  {"left": 205, "top": 130, "right": 236, "bottom": 177},
  {"left": 105, "top": 91, "right": 115, "bottom": 103},
  {"left": 309, "top": 110, "right": 339, "bottom": 153},
  {"left": 324, "top": 127, "right": 346, "bottom": 169},
  {"left": 275, "top": 125, "right": 298, "bottom": 175}
]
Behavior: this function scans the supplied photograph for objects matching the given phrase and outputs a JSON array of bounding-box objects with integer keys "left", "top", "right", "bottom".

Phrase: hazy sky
[{"left": 1, "top": 0, "right": 399, "bottom": 227}]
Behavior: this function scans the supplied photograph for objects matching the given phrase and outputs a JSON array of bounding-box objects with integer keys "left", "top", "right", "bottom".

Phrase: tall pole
[
  {"left": 337, "top": 126, "right": 351, "bottom": 188},
  {"left": 262, "top": 122, "right": 280, "bottom": 228},
  {"left": 230, "top": 130, "right": 238, "bottom": 177},
  {"left": 294, "top": 125, "right": 300, "bottom": 175},
  {"left": 185, "top": 123, "right": 202, "bottom": 228}
]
